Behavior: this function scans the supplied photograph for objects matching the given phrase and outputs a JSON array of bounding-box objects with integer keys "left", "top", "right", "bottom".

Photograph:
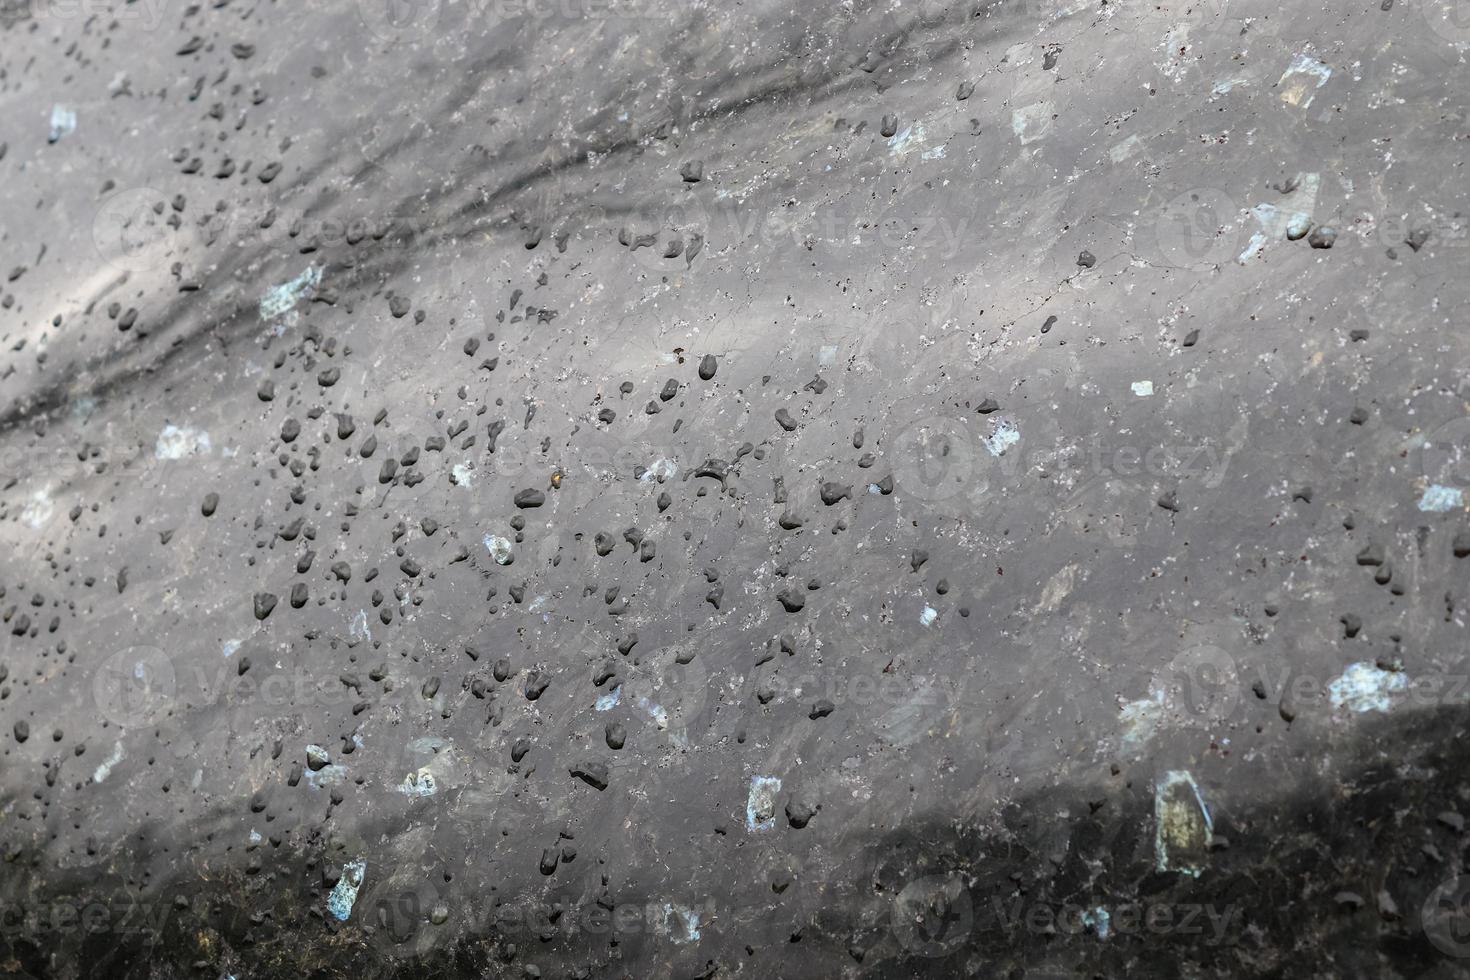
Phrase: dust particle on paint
[
  {"left": 327, "top": 859, "right": 366, "bottom": 921},
  {"left": 155, "top": 424, "right": 213, "bottom": 460},
  {"left": 746, "top": 775, "right": 782, "bottom": 832},
  {"left": 1418, "top": 485, "right": 1464, "bottom": 512},
  {"left": 1328, "top": 661, "right": 1408, "bottom": 713}
]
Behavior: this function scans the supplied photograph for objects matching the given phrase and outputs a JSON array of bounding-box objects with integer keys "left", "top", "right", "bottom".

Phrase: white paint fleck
[
  {"left": 640, "top": 458, "right": 678, "bottom": 482},
  {"left": 155, "top": 424, "right": 212, "bottom": 460},
  {"left": 222, "top": 639, "right": 242, "bottom": 658},
  {"left": 595, "top": 685, "right": 622, "bottom": 711},
  {"left": 919, "top": 606, "right": 938, "bottom": 627},
  {"left": 1329, "top": 662, "right": 1408, "bottom": 713},
  {"left": 399, "top": 767, "right": 439, "bottom": 798},
  {"left": 638, "top": 697, "right": 668, "bottom": 730},
  {"left": 1108, "top": 134, "right": 1141, "bottom": 163},
  {"left": 1120, "top": 690, "right": 1166, "bottom": 749},
  {"left": 451, "top": 462, "right": 474, "bottom": 486},
  {"left": 1131, "top": 381, "right": 1155, "bottom": 397},
  {"left": 349, "top": 609, "right": 372, "bottom": 643}
]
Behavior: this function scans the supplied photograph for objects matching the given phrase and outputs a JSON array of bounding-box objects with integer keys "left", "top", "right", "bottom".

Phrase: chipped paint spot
[
  {"left": 304, "top": 764, "right": 348, "bottom": 789},
  {"left": 1082, "top": 906, "right": 1112, "bottom": 939},
  {"left": 1131, "top": 381, "right": 1154, "bottom": 397},
  {"left": 638, "top": 696, "right": 668, "bottom": 730},
  {"left": 451, "top": 461, "right": 474, "bottom": 486},
  {"left": 1011, "top": 102, "right": 1054, "bottom": 144},
  {"left": 349, "top": 609, "right": 372, "bottom": 643},
  {"left": 21, "top": 489, "right": 54, "bottom": 529},
  {"left": 1329, "top": 662, "right": 1408, "bottom": 713},
  {"left": 399, "top": 767, "right": 439, "bottom": 797},
  {"left": 259, "top": 265, "right": 322, "bottom": 321},
  {"left": 222, "top": 639, "right": 242, "bottom": 658},
  {"left": 328, "top": 860, "right": 366, "bottom": 921},
  {"left": 746, "top": 775, "right": 781, "bottom": 831},
  {"left": 921, "top": 144, "right": 946, "bottom": 161},
  {"left": 656, "top": 903, "right": 703, "bottom": 944},
  {"left": 1108, "top": 134, "right": 1141, "bottom": 163},
  {"left": 48, "top": 104, "right": 77, "bottom": 142},
  {"left": 1419, "top": 484, "right": 1464, "bottom": 512},
  {"left": 484, "top": 534, "right": 514, "bottom": 565},
  {"left": 919, "top": 606, "right": 938, "bottom": 626},
  {"left": 155, "top": 424, "right": 212, "bottom": 460},
  {"left": 1120, "top": 689, "right": 1166, "bottom": 749},
  {"left": 1278, "top": 53, "right": 1332, "bottom": 108},
  {"left": 984, "top": 418, "right": 1021, "bottom": 456},
  {"left": 1155, "top": 770, "right": 1212, "bottom": 876},
  {"left": 887, "top": 123, "right": 927, "bottom": 158},
  {"left": 595, "top": 685, "right": 622, "bottom": 711},
  {"left": 93, "top": 742, "right": 124, "bottom": 783},
  {"left": 641, "top": 458, "right": 678, "bottom": 482}
]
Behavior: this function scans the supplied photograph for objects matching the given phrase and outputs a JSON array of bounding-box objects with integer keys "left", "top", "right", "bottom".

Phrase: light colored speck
[
  {"left": 1131, "top": 381, "right": 1154, "bottom": 397},
  {"left": 595, "top": 686, "right": 622, "bottom": 711},
  {"left": 1155, "top": 770, "right": 1212, "bottom": 876},
  {"left": 21, "top": 489, "right": 54, "bottom": 529},
  {"left": 920, "top": 606, "right": 938, "bottom": 626},
  {"left": 451, "top": 462, "right": 474, "bottom": 486}
]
